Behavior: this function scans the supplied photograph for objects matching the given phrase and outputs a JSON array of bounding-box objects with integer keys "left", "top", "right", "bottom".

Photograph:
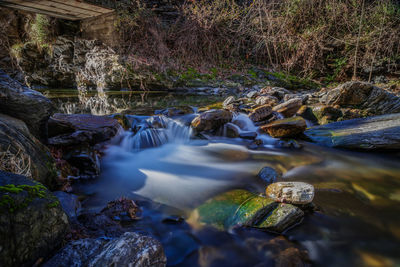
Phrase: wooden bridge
[{"left": 0, "top": 0, "right": 114, "bottom": 20}]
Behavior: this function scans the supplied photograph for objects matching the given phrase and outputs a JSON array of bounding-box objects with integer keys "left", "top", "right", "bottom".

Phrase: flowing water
[{"left": 51, "top": 90, "right": 400, "bottom": 266}]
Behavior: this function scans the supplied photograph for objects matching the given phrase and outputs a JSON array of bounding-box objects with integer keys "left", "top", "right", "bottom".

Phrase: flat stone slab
[{"left": 304, "top": 113, "right": 400, "bottom": 150}]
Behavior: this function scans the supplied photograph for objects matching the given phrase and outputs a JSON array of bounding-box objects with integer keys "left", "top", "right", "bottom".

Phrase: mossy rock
[
  {"left": 193, "top": 189, "right": 304, "bottom": 232},
  {"left": 0, "top": 170, "right": 69, "bottom": 267}
]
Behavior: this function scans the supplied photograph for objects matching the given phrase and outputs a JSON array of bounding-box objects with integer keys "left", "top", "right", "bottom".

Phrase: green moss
[
  {"left": 0, "top": 183, "right": 48, "bottom": 213},
  {"left": 10, "top": 43, "right": 24, "bottom": 60}
]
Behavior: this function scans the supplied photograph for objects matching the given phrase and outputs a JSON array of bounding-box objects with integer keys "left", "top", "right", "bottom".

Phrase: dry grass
[
  {"left": 116, "top": 0, "right": 400, "bottom": 81},
  {"left": 0, "top": 146, "right": 32, "bottom": 178}
]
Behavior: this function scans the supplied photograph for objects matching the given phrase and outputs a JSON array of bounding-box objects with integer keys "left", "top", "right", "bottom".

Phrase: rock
[
  {"left": 0, "top": 171, "right": 69, "bottom": 267},
  {"left": 284, "top": 93, "right": 309, "bottom": 104},
  {"left": 109, "top": 113, "right": 130, "bottom": 130},
  {"left": 249, "top": 104, "right": 273, "bottom": 122},
  {"left": 154, "top": 106, "right": 194, "bottom": 117},
  {"left": 44, "top": 232, "right": 166, "bottom": 267},
  {"left": 257, "top": 166, "right": 279, "bottom": 185},
  {"left": 320, "top": 81, "right": 400, "bottom": 115},
  {"left": 0, "top": 114, "right": 58, "bottom": 189},
  {"left": 53, "top": 191, "right": 81, "bottom": 219},
  {"left": 255, "top": 95, "right": 279, "bottom": 106},
  {"left": 312, "top": 105, "right": 343, "bottom": 124},
  {"left": 260, "top": 87, "right": 291, "bottom": 101},
  {"left": 261, "top": 117, "right": 307, "bottom": 138},
  {"left": 239, "top": 131, "right": 257, "bottom": 140},
  {"left": 225, "top": 123, "right": 240, "bottom": 138},
  {"left": 304, "top": 113, "right": 400, "bottom": 150},
  {"left": 63, "top": 146, "right": 100, "bottom": 178},
  {"left": 273, "top": 98, "right": 303, "bottom": 117},
  {"left": 296, "top": 105, "right": 318, "bottom": 125},
  {"left": 192, "top": 189, "right": 304, "bottom": 232},
  {"left": 247, "top": 90, "right": 259, "bottom": 98},
  {"left": 223, "top": 96, "right": 236, "bottom": 107},
  {"left": 266, "top": 182, "right": 315, "bottom": 204},
  {"left": 101, "top": 198, "right": 140, "bottom": 222},
  {"left": 0, "top": 70, "right": 54, "bottom": 140},
  {"left": 191, "top": 109, "right": 233, "bottom": 133},
  {"left": 48, "top": 113, "right": 122, "bottom": 146}
]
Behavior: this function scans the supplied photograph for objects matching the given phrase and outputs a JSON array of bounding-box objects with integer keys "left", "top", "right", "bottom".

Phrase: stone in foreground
[
  {"left": 44, "top": 232, "right": 166, "bottom": 267},
  {"left": 261, "top": 117, "right": 307, "bottom": 138},
  {"left": 193, "top": 189, "right": 304, "bottom": 233},
  {"left": 304, "top": 113, "right": 400, "bottom": 150},
  {"left": 266, "top": 182, "right": 315, "bottom": 204},
  {"left": 191, "top": 109, "right": 233, "bottom": 132},
  {"left": 0, "top": 171, "right": 69, "bottom": 267}
]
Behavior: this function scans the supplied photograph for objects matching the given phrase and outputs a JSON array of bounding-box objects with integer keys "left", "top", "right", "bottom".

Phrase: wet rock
[
  {"left": 0, "top": 114, "right": 58, "bottom": 189},
  {"left": 266, "top": 182, "right": 315, "bottom": 204},
  {"left": 260, "top": 87, "right": 291, "bottom": 101},
  {"left": 257, "top": 166, "right": 279, "bottom": 185},
  {"left": 312, "top": 105, "right": 343, "bottom": 124},
  {"left": 101, "top": 198, "right": 140, "bottom": 222},
  {"left": 193, "top": 189, "right": 304, "bottom": 232},
  {"left": 0, "top": 171, "right": 69, "bottom": 267},
  {"left": 249, "top": 104, "right": 273, "bottom": 122},
  {"left": 0, "top": 70, "right": 54, "bottom": 140},
  {"left": 247, "top": 90, "right": 259, "bottom": 98},
  {"left": 44, "top": 232, "right": 166, "bottom": 267},
  {"left": 223, "top": 96, "right": 236, "bottom": 107},
  {"left": 109, "top": 113, "right": 130, "bottom": 130},
  {"left": 53, "top": 191, "right": 81, "bottom": 219},
  {"left": 320, "top": 81, "right": 400, "bottom": 115},
  {"left": 273, "top": 98, "right": 303, "bottom": 117},
  {"left": 191, "top": 109, "right": 233, "bottom": 133},
  {"left": 225, "top": 123, "right": 240, "bottom": 138},
  {"left": 255, "top": 95, "right": 279, "bottom": 106},
  {"left": 296, "top": 105, "right": 319, "bottom": 125},
  {"left": 261, "top": 117, "right": 307, "bottom": 138},
  {"left": 155, "top": 106, "right": 194, "bottom": 117},
  {"left": 63, "top": 146, "right": 100, "bottom": 178},
  {"left": 48, "top": 113, "right": 122, "bottom": 146},
  {"left": 304, "top": 113, "right": 400, "bottom": 150}
]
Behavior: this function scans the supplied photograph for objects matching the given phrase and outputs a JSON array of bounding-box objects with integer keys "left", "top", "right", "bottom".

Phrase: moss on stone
[{"left": 0, "top": 183, "right": 49, "bottom": 213}]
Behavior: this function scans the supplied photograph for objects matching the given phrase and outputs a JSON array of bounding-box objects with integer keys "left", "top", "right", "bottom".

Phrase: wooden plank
[
  {"left": 0, "top": 2, "right": 82, "bottom": 20},
  {"left": 33, "top": 0, "right": 103, "bottom": 16},
  {"left": 51, "top": 0, "right": 114, "bottom": 14},
  {"left": 4, "top": 0, "right": 94, "bottom": 18}
]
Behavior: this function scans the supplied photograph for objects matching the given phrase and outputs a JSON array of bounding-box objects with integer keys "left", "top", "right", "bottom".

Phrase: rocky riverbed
[{"left": 1, "top": 70, "right": 400, "bottom": 267}]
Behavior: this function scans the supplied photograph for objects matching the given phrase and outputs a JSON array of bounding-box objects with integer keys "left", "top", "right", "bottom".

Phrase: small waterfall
[{"left": 120, "top": 116, "right": 192, "bottom": 151}]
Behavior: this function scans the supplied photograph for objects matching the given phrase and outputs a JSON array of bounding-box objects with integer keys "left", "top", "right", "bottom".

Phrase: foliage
[
  {"left": 115, "top": 0, "right": 400, "bottom": 81},
  {"left": 29, "top": 14, "right": 52, "bottom": 47}
]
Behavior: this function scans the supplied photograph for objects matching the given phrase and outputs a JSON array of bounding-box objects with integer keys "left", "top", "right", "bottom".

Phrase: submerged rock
[
  {"left": 261, "top": 117, "right": 307, "bottom": 138},
  {"left": 304, "top": 113, "right": 400, "bottom": 150},
  {"left": 249, "top": 104, "right": 273, "bottom": 122},
  {"left": 48, "top": 113, "right": 122, "bottom": 146},
  {"left": 44, "top": 232, "right": 166, "bottom": 267},
  {"left": 0, "top": 114, "right": 58, "bottom": 189},
  {"left": 320, "top": 81, "right": 400, "bottom": 115},
  {"left": 258, "top": 166, "right": 279, "bottom": 185},
  {"left": 266, "top": 182, "right": 315, "bottom": 204},
  {"left": 0, "top": 70, "right": 54, "bottom": 140},
  {"left": 191, "top": 109, "right": 233, "bottom": 133},
  {"left": 192, "top": 189, "right": 304, "bottom": 233},
  {"left": 273, "top": 98, "right": 303, "bottom": 117},
  {"left": 0, "top": 171, "right": 69, "bottom": 267}
]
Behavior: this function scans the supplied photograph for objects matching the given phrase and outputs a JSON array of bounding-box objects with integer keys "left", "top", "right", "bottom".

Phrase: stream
[{"left": 47, "top": 90, "right": 400, "bottom": 266}]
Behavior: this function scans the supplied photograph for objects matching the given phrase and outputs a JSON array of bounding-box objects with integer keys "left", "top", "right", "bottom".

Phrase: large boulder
[
  {"left": 0, "top": 114, "right": 58, "bottom": 189},
  {"left": 0, "top": 70, "right": 54, "bottom": 140},
  {"left": 320, "top": 81, "right": 400, "bottom": 115},
  {"left": 44, "top": 232, "right": 166, "bottom": 267},
  {"left": 304, "top": 113, "right": 400, "bottom": 150},
  {"left": 192, "top": 189, "right": 304, "bottom": 233},
  {"left": 48, "top": 113, "right": 122, "bottom": 146},
  {"left": 0, "top": 171, "right": 69, "bottom": 267},
  {"left": 261, "top": 117, "right": 307, "bottom": 138},
  {"left": 191, "top": 109, "right": 233, "bottom": 133}
]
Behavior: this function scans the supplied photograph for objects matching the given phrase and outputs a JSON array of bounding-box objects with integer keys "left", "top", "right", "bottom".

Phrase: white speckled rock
[{"left": 266, "top": 182, "right": 314, "bottom": 204}]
